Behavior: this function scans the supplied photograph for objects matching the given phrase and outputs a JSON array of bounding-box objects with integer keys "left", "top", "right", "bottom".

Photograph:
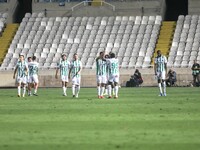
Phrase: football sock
[
  {"left": 23, "top": 86, "right": 26, "bottom": 96},
  {"left": 108, "top": 85, "right": 112, "bottom": 97},
  {"left": 97, "top": 86, "right": 101, "bottom": 96},
  {"left": 158, "top": 83, "right": 163, "bottom": 94},
  {"left": 75, "top": 85, "right": 80, "bottom": 96},
  {"left": 114, "top": 86, "right": 119, "bottom": 97},
  {"left": 18, "top": 86, "right": 21, "bottom": 95},
  {"left": 100, "top": 86, "right": 105, "bottom": 96},
  {"left": 34, "top": 89, "right": 37, "bottom": 94},
  {"left": 62, "top": 87, "right": 66, "bottom": 95},
  {"left": 163, "top": 81, "right": 166, "bottom": 94},
  {"left": 72, "top": 85, "right": 75, "bottom": 95}
]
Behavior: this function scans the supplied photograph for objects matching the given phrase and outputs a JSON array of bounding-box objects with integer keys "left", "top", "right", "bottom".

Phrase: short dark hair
[
  {"left": 110, "top": 53, "right": 115, "bottom": 58},
  {"left": 32, "top": 56, "right": 36, "bottom": 61}
]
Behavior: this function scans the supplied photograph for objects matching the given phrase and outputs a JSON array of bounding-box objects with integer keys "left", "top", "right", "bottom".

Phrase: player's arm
[
  {"left": 68, "top": 65, "right": 72, "bottom": 79},
  {"left": 164, "top": 56, "right": 167, "bottom": 75},
  {"left": 55, "top": 68, "right": 59, "bottom": 79},
  {"left": 76, "top": 62, "right": 82, "bottom": 75},
  {"left": 13, "top": 66, "right": 18, "bottom": 79},
  {"left": 154, "top": 62, "right": 157, "bottom": 75}
]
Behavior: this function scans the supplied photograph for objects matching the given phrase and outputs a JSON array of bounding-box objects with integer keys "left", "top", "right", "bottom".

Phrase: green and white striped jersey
[
  {"left": 15, "top": 61, "right": 28, "bottom": 78},
  {"left": 28, "top": 61, "right": 39, "bottom": 76},
  {"left": 107, "top": 58, "right": 119, "bottom": 75},
  {"left": 154, "top": 55, "right": 167, "bottom": 72},
  {"left": 70, "top": 60, "right": 82, "bottom": 77},
  {"left": 58, "top": 60, "right": 70, "bottom": 76},
  {"left": 96, "top": 58, "right": 107, "bottom": 76}
]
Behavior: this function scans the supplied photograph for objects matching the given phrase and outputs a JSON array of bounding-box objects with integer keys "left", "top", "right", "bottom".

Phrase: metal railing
[{"left": 71, "top": 0, "right": 115, "bottom": 11}]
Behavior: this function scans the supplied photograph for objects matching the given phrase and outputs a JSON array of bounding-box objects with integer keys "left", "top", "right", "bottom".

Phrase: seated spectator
[
  {"left": 126, "top": 69, "right": 143, "bottom": 87},
  {"left": 166, "top": 69, "right": 177, "bottom": 87}
]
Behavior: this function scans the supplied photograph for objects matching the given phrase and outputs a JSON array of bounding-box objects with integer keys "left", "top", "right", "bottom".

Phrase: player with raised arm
[
  {"left": 96, "top": 51, "right": 107, "bottom": 99},
  {"left": 13, "top": 54, "right": 28, "bottom": 97},
  {"left": 107, "top": 53, "right": 120, "bottom": 99},
  {"left": 154, "top": 50, "right": 167, "bottom": 96},
  {"left": 69, "top": 53, "right": 82, "bottom": 98},
  {"left": 28, "top": 56, "right": 39, "bottom": 96},
  {"left": 55, "top": 53, "right": 70, "bottom": 96}
]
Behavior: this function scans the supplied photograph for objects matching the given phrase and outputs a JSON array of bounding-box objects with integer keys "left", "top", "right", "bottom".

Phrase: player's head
[
  {"left": 28, "top": 57, "right": 32, "bottom": 62},
  {"left": 19, "top": 54, "right": 24, "bottom": 61},
  {"left": 32, "top": 56, "right": 37, "bottom": 61},
  {"left": 110, "top": 53, "right": 115, "bottom": 58},
  {"left": 194, "top": 60, "right": 197, "bottom": 64},
  {"left": 61, "top": 53, "right": 67, "bottom": 60},
  {"left": 73, "top": 53, "right": 78, "bottom": 60},
  {"left": 135, "top": 69, "right": 139, "bottom": 73},
  {"left": 105, "top": 54, "right": 109, "bottom": 59},
  {"left": 157, "top": 50, "right": 161, "bottom": 57},
  {"left": 99, "top": 51, "right": 104, "bottom": 58}
]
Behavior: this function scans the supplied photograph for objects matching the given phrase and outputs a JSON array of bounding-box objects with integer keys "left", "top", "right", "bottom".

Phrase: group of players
[
  {"left": 13, "top": 55, "right": 39, "bottom": 97},
  {"left": 13, "top": 49, "right": 167, "bottom": 98}
]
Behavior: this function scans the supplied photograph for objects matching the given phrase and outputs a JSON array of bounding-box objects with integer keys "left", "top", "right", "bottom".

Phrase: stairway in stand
[
  {"left": 0, "top": 24, "right": 19, "bottom": 64},
  {"left": 152, "top": 21, "right": 176, "bottom": 65}
]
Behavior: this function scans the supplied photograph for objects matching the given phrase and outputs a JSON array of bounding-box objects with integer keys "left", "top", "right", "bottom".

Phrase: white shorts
[
  {"left": 96, "top": 75, "right": 107, "bottom": 84},
  {"left": 17, "top": 76, "right": 27, "bottom": 84},
  {"left": 72, "top": 77, "right": 81, "bottom": 85},
  {"left": 156, "top": 71, "right": 166, "bottom": 80},
  {"left": 28, "top": 75, "right": 39, "bottom": 83},
  {"left": 108, "top": 74, "right": 119, "bottom": 83},
  {"left": 61, "top": 75, "right": 69, "bottom": 82}
]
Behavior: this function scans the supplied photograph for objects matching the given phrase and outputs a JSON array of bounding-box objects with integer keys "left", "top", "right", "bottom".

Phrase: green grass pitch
[{"left": 0, "top": 87, "right": 200, "bottom": 150}]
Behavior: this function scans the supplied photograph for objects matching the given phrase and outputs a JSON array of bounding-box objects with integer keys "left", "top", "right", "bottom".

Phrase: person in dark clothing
[
  {"left": 166, "top": 69, "right": 177, "bottom": 87},
  {"left": 191, "top": 60, "right": 200, "bottom": 87},
  {"left": 126, "top": 69, "right": 143, "bottom": 87}
]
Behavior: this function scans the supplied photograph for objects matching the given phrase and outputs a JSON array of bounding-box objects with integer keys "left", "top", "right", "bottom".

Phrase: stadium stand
[
  {"left": 0, "top": 13, "right": 162, "bottom": 70},
  {"left": 169, "top": 15, "right": 200, "bottom": 68},
  {"left": 0, "top": 12, "right": 8, "bottom": 35}
]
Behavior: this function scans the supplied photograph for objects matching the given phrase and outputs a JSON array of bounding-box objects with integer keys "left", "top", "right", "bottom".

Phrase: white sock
[
  {"left": 105, "top": 88, "right": 108, "bottom": 94},
  {"left": 97, "top": 86, "right": 101, "bottom": 96},
  {"left": 100, "top": 86, "right": 105, "bottom": 96},
  {"left": 112, "top": 88, "right": 115, "bottom": 95},
  {"left": 114, "top": 86, "right": 119, "bottom": 97},
  {"left": 108, "top": 85, "right": 112, "bottom": 97},
  {"left": 163, "top": 81, "right": 166, "bottom": 94},
  {"left": 23, "top": 86, "right": 26, "bottom": 96},
  {"left": 34, "top": 89, "right": 37, "bottom": 94},
  {"left": 75, "top": 85, "right": 80, "bottom": 96},
  {"left": 158, "top": 83, "right": 163, "bottom": 94},
  {"left": 18, "top": 86, "right": 21, "bottom": 95},
  {"left": 72, "top": 85, "right": 76, "bottom": 96},
  {"left": 63, "top": 87, "right": 66, "bottom": 94}
]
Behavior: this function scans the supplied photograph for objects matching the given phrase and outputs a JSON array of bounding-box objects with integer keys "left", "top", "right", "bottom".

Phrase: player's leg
[
  {"left": 96, "top": 76, "right": 101, "bottom": 98},
  {"left": 61, "top": 75, "right": 66, "bottom": 96},
  {"left": 75, "top": 77, "right": 81, "bottom": 98},
  {"left": 162, "top": 71, "right": 167, "bottom": 96},
  {"left": 157, "top": 72, "right": 163, "bottom": 96},
  {"left": 28, "top": 76, "right": 33, "bottom": 96},
  {"left": 61, "top": 81, "right": 66, "bottom": 96},
  {"left": 17, "top": 78, "right": 21, "bottom": 97},
  {"left": 28, "top": 82, "right": 32, "bottom": 96},
  {"left": 21, "top": 77, "right": 27, "bottom": 97},
  {"left": 72, "top": 77, "right": 79, "bottom": 98},
  {"left": 64, "top": 81, "right": 68, "bottom": 96},
  {"left": 100, "top": 83, "right": 105, "bottom": 98},
  {"left": 113, "top": 76, "right": 119, "bottom": 98},
  {"left": 108, "top": 79, "right": 113, "bottom": 98},
  {"left": 33, "top": 75, "right": 39, "bottom": 96},
  {"left": 104, "top": 84, "right": 108, "bottom": 95}
]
